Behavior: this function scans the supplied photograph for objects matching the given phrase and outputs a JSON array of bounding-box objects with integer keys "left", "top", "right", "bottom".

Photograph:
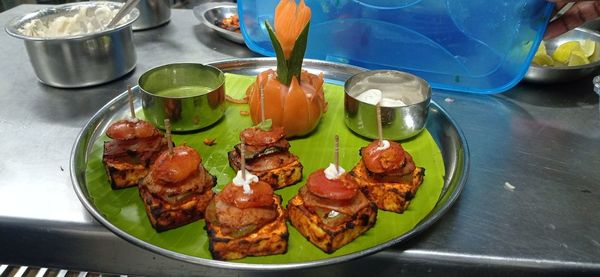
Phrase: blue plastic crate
[{"left": 238, "top": 0, "right": 555, "bottom": 93}]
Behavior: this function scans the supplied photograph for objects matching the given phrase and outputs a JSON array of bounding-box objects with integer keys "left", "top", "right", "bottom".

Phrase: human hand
[{"left": 544, "top": 0, "right": 600, "bottom": 39}]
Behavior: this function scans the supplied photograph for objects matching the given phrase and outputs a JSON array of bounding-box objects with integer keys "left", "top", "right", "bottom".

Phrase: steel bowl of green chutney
[{"left": 139, "top": 63, "right": 225, "bottom": 132}]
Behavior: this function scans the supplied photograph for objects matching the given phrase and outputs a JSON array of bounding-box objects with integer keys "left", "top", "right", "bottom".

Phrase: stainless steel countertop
[{"left": 1, "top": 5, "right": 599, "bottom": 277}]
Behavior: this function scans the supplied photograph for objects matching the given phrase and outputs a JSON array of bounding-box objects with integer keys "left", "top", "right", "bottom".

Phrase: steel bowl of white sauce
[
  {"left": 5, "top": 2, "right": 139, "bottom": 88},
  {"left": 344, "top": 70, "right": 431, "bottom": 140}
]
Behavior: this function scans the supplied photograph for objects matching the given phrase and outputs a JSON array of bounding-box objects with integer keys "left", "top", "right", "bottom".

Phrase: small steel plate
[{"left": 193, "top": 3, "right": 244, "bottom": 44}]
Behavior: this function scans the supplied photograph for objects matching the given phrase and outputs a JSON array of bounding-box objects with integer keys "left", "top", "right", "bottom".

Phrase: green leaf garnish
[
  {"left": 264, "top": 20, "right": 310, "bottom": 86},
  {"left": 265, "top": 21, "right": 290, "bottom": 85},
  {"left": 287, "top": 22, "right": 310, "bottom": 81}
]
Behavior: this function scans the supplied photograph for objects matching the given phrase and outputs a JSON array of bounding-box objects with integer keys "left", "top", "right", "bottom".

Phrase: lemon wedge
[
  {"left": 532, "top": 53, "right": 554, "bottom": 66},
  {"left": 580, "top": 39, "right": 596, "bottom": 58},
  {"left": 536, "top": 41, "right": 547, "bottom": 56},
  {"left": 567, "top": 50, "right": 590, "bottom": 66},
  {"left": 532, "top": 41, "right": 555, "bottom": 66},
  {"left": 531, "top": 39, "right": 596, "bottom": 67},
  {"left": 552, "top": 41, "right": 583, "bottom": 64}
]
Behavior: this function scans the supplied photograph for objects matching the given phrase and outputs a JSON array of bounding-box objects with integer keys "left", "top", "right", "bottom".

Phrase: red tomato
[
  {"left": 152, "top": 146, "right": 201, "bottom": 183},
  {"left": 106, "top": 119, "right": 158, "bottom": 140},
  {"left": 219, "top": 181, "right": 274, "bottom": 209},
  {"left": 361, "top": 140, "right": 406, "bottom": 173},
  {"left": 306, "top": 169, "right": 358, "bottom": 200}
]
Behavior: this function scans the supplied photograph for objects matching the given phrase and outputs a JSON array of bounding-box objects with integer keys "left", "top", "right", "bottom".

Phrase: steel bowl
[
  {"left": 4, "top": 2, "right": 139, "bottom": 88},
  {"left": 524, "top": 27, "right": 600, "bottom": 83},
  {"left": 193, "top": 4, "right": 244, "bottom": 44},
  {"left": 130, "top": 0, "right": 171, "bottom": 31},
  {"left": 139, "top": 63, "right": 226, "bottom": 132},
  {"left": 344, "top": 70, "right": 431, "bottom": 141}
]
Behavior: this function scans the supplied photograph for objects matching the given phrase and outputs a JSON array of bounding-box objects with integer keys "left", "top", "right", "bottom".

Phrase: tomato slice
[
  {"left": 240, "top": 126, "right": 286, "bottom": 146},
  {"left": 306, "top": 169, "right": 358, "bottom": 200},
  {"left": 361, "top": 140, "right": 407, "bottom": 173},
  {"left": 219, "top": 181, "right": 274, "bottom": 209}
]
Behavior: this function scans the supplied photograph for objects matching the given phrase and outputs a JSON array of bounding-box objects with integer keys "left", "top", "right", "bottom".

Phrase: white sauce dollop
[
  {"left": 356, "top": 88, "right": 407, "bottom": 107},
  {"left": 376, "top": 139, "right": 390, "bottom": 151},
  {"left": 327, "top": 210, "right": 340, "bottom": 218},
  {"left": 232, "top": 170, "right": 258, "bottom": 194},
  {"left": 324, "top": 163, "right": 345, "bottom": 180}
]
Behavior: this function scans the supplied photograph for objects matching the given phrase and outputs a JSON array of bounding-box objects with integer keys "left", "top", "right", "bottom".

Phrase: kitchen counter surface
[{"left": 0, "top": 5, "right": 599, "bottom": 277}]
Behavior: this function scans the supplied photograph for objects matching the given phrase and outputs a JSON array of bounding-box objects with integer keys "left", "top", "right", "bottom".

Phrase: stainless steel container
[
  {"left": 344, "top": 70, "right": 431, "bottom": 140},
  {"left": 4, "top": 2, "right": 139, "bottom": 88},
  {"left": 139, "top": 63, "right": 225, "bottom": 132},
  {"left": 131, "top": 0, "right": 171, "bottom": 31}
]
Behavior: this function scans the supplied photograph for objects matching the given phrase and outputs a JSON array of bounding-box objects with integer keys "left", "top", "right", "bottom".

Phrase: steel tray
[{"left": 70, "top": 58, "right": 469, "bottom": 270}]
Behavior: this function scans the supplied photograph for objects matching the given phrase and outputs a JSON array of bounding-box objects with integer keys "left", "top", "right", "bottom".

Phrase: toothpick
[
  {"left": 127, "top": 85, "right": 136, "bottom": 119},
  {"left": 164, "top": 119, "right": 173, "bottom": 155},
  {"left": 376, "top": 100, "right": 383, "bottom": 145},
  {"left": 260, "top": 82, "right": 265, "bottom": 123},
  {"left": 240, "top": 138, "right": 247, "bottom": 180},
  {"left": 334, "top": 135, "right": 339, "bottom": 173}
]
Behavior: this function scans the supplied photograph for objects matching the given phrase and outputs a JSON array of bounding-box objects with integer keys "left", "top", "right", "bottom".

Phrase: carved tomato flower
[
  {"left": 274, "top": 0, "right": 311, "bottom": 59},
  {"left": 245, "top": 0, "right": 326, "bottom": 138}
]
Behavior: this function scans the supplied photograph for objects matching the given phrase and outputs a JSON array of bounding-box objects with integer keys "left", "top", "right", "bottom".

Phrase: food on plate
[
  {"left": 245, "top": 0, "right": 326, "bottom": 138},
  {"left": 349, "top": 140, "right": 425, "bottom": 213},
  {"left": 215, "top": 14, "right": 240, "bottom": 33},
  {"left": 19, "top": 5, "right": 128, "bottom": 37},
  {"left": 532, "top": 39, "right": 597, "bottom": 67},
  {"left": 227, "top": 121, "right": 303, "bottom": 190},
  {"left": 203, "top": 138, "right": 216, "bottom": 146},
  {"left": 355, "top": 88, "right": 408, "bottom": 106},
  {"left": 102, "top": 118, "right": 170, "bottom": 189},
  {"left": 139, "top": 145, "right": 216, "bottom": 231},
  {"left": 204, "top": 168, "right": 288, "bottom": 260},
  {"left": 288, "top": 148, "right": 377, "bottom": 253}
]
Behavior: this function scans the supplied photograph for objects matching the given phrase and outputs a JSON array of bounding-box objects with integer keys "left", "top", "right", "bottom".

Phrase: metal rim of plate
[
  {"left": 193, "top": 3, "right": 244, "bottom": 44},
  {"left": 70, "top": 57, "right": 469, "bottom": 271}
]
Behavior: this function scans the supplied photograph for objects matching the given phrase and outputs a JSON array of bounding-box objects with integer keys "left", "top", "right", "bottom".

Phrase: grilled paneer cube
[
  {"left": 350, "top": 160, "right": 425, "bottom": 213},
  {"left": 287, "top": 192, "right": 377, "bottom": 253},
  {"left": 103, "top": 157, "right": 152, "bottom": 189},
  {"left": 228, "top": 150, "right": 303, "bottom": 190},
  {"left": 228, "top": 125, "right": 303, "bottom": 190},
  {"left": 139, "top": 162, "right": 216, "bottom": 232},
  {"left": 205, "top": 195, "right": 288, "bottom": 260},
  {"left": 103, "top": 138, "right": 169, "bottom": 189},
  {"left": 102, "top": 119, "right": 168, "bottom": 189}
]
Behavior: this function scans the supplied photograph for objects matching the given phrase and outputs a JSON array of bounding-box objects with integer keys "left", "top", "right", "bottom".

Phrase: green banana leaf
[{"left": 85, "top": 73, "right": 445, "bottom": 264}]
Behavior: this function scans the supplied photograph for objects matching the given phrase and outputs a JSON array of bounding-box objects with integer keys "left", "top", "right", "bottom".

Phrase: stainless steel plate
[
  {"left": 524, "top": 27, "right": 600, "bottom": 83},
  {"left": 193, "top": 4, "right": 244, "bottom": 44},
  {"left": 70, "top": 58, "right": 469, "bottom": 270}
]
